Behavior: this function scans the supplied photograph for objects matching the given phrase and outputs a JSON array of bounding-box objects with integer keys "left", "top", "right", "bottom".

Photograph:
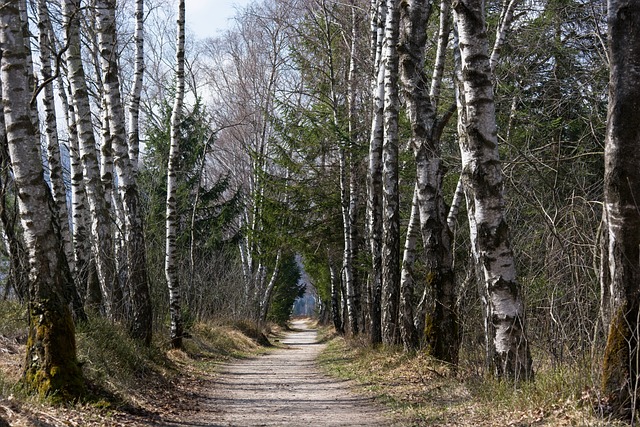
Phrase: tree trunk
[
  {"left": 36, "top": 0, "right": 74, "bottom": 275},
  {"left": 60, "top": 81, "right": 95, "bottom": 309},
  {"left": 330, "top": 261, "right": 344, "bottom": 334},
  {"left": 0, "top": 109, "right": 27, "bottom": 302},
  {"left": 62, "top": 0, "right": 117, "bottom": 317},
  {"left": 346, "top": 0, "right": 361, "bottom": 335},
  {"left": 399, "top": 186, "right": 420, "bottom": 350},
  {"left": 399, "top": 0, "right": 458, "bottom": 363},
  {"left": 128, "top": 0, "right": 144, "bottom": 172},
  {"left": 381, "top": 0, "right": 401, "bottom": 346},
  {"left": 453, "top": 0, "right": 532, "bottom": 380},
  {"left": 0, "top": 1, "right": 84, "bottom": 399},
  {"left": 601, "top": 0, "right": 640, "bottom": 416},
  {"left": 166, "top": 0, "right": 186, "bottom": 348},
  {"left": 95, "top": 0, "right": 152, "bottom": 345},
  {"left": 259, "top": 250, "right": 282, "bottom": 323},
  {"left": 367, "top": 0, "right": 386, "bottom": 345}
]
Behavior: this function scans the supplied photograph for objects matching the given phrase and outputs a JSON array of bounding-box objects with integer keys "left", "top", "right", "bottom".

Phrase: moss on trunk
[
  {"left": 601, "top": 303, "right": 638, "bottom": 417},
  {"left": 23, "top": 299, "right": 85, "bottom": 402}
]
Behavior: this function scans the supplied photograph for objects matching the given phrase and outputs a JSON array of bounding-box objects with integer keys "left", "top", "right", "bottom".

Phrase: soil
[{"left": 179, "top": 319, "right": 392, "bottom": 426}]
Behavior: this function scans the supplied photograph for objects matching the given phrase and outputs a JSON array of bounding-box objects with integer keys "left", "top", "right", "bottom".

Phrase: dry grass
[
  {"left": 0, "top": 304, "right": 274, "bottom": 426},
  {"left": 318, "top": 333, "right": 628, "bottom": 427}
]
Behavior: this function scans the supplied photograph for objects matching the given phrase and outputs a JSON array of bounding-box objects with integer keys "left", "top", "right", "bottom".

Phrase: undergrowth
[{"left": 318, "top": 333, "right": 628, "bottom": 426}]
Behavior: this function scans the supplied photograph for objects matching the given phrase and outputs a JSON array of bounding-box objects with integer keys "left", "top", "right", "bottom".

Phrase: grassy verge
[
  {"left": 0, "top": 300, "right": 273, "bottom": 426},
  {"left": 318, "top": 333, "right": 627, "bottom": 426}
]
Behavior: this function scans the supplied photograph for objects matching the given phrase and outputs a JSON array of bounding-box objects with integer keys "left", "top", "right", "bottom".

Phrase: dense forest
[{"left": 0, "top": 0, "right": 639, "bottom": 423}]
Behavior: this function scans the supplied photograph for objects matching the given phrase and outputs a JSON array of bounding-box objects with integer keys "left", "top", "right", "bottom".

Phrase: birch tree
[
  {"left": 601, "top": 0, "right": 640, "bottom": 416},
  {"left": 166, "top": 0, "right": 185, "bottom": 349},
  {"left": 129, "top": 0, "right": 145, "bottom": 171},
  {"left": 381, "top": 0, "right": 401, "bottom": 345},
  {"left": 397, "top": 0, "right": 458, "bottom": 361},
  {"left": 36, "top": 0, "right": 75, "bottom": 276},
  {"left": 0, "top": 0, "right": 84, "bottom": 399},
  {"left": 0, "top": 93, "right": 27, "bottom": 303},
  {"left": 62, "top": 0, "right": 117, "bottom": 317},
  {"left": 315, "top": 0, "right": 361, "bottom": 334},
  {"left": 95, "top": 0, "right": 153, "bottom": 344},
  {"left": 367, "top": 0, "right": 386, "bottom": 344},
  {"left": 453, "top": 0, "right": 533, "bottom": 380}
]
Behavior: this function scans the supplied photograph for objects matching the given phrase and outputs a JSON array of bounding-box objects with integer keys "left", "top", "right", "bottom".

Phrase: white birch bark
[
  {"left": 453, "top": 0, "right": 532, "bottom": 380},
  {"left": 399, "top": 186, "right": 420, "bottom": 350},
  {"left": 128, "top": 0, "right": 144, "bottom": 172},
  {"left": 319, "top": 0, "right": 359, "bottom": 334},
  {"left": 367, "top": 0, "right": 386, "bottom": 344},
  {"left": 62, "top": 0, "right": 117, "bottom": 317},
  {"left": 95, "top": 0, "right": 152, "bottom": 344},
  {"left": 166, "top": 0, "right": 185, "bottom": 348},
  {"left": 381, "top": 0, "right": 401, "bottom": 345},
  {"left": 259, "top": 249, "right": 282, "bottom": 323},
  {"left": 36, "top": 0, "right": 74, "bottom": 275},
  {"left": 57, "top": 66, "right": 94, "bottom": 305},
  {"left": 18, "top": 0, "right": 39, "bottom": 131},
  {"left": 347, "top": 0, "right": 361, "bottom": 334},
  {"left": 0, "top": 0, "right": 84, "bottom": 397},
  {"left": 0, "top": 90, "right": 28, "bottom": 302},
  {"left": 398, "top": 0, "right": 457, "bottom": 361}
]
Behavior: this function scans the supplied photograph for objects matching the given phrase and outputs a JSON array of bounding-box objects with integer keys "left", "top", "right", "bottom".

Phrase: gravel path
[{"left": 193, "top": 319, "right": 391, "bottom": 426}]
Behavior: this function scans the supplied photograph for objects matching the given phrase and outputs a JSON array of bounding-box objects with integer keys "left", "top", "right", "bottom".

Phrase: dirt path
[{"left": 186, "top": 319, "right": 392, "bottom": 426}]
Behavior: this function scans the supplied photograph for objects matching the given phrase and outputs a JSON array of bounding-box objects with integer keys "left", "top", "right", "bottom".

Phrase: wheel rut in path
[{"left": 194, "top": 319, "right": 391, "bottom": 426}]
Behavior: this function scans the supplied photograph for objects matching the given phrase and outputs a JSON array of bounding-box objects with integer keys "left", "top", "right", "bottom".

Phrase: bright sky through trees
[{"left": 187, "top": 0, "right": 252, "bottom": 37}]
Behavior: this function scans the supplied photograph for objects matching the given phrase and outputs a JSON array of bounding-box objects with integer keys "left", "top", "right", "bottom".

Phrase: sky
[{"left": 186, "top": 0, "right": 254, "bottom": 39}]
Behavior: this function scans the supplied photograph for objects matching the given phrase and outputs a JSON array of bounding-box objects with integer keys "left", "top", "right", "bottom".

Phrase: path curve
[{"left": 197, "top": 319, "right": 391, "bottom": 426}]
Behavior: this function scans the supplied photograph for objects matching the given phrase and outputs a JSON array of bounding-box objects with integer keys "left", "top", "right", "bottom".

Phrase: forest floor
[
  {"left": 0, "top": 314, "right": 630, "bottom": 426},
  {"left": 0, "top": 318, "right": 396, "bottom": 426}
]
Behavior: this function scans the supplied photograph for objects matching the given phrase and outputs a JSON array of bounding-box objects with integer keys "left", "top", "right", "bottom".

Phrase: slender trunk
[
  {"left": 0, "top": 2, "right": 84, "bottom": 399},
  {"left": 95, "top": 0, "right": 152, "bottom": 345},
  {"left": 330, "top": 261, "right": 344, "bottom": 334},
  {"left": 37, "top": 0, "right": 75, "bottom": 276},
  {"left": 128, "top": 0, "right": 144, "bottom": 172},
  {"left": 368, "top": 0, "right": 386, "bottom": 344},
  {"left": 259, "top": 250, "right": 282, "bottom": 323},
  {"left": 447, "top": 177, "right": 464, "bottom": 231},
  {"left": 381, "top": 0, "right": 401, "bottom": 346},
  {"left": 347, "top": 0, "right": 361, "bottom": 334},
  {"left": 60, "top": 79, "right": 95, "bottom": 309},
  {"left": 63, "top": 0, "right": 117, "bottom": 317},
  {"left": 453, "top": 0, "right": 532, "bottom": 380},
  {"left": 601, "top": 0, "right": 640, "bottom": 416},
  {"left": 166, "top": 0, "right": 186, "bottom": 348},
  {"left": 0, "top": 113, "right": 27, "bottom": 302},
  {"left": 398, "top": 0, "right": 458, "bottom": 363},
  {"left": 399, "top": 186, "right": 420, "bottom": 350},
  {"left": 320, "top": 0, "right": 359, "bottom": 335},
  {"left": 34, "top": 14, "right": 86, "bottom": 322}
]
